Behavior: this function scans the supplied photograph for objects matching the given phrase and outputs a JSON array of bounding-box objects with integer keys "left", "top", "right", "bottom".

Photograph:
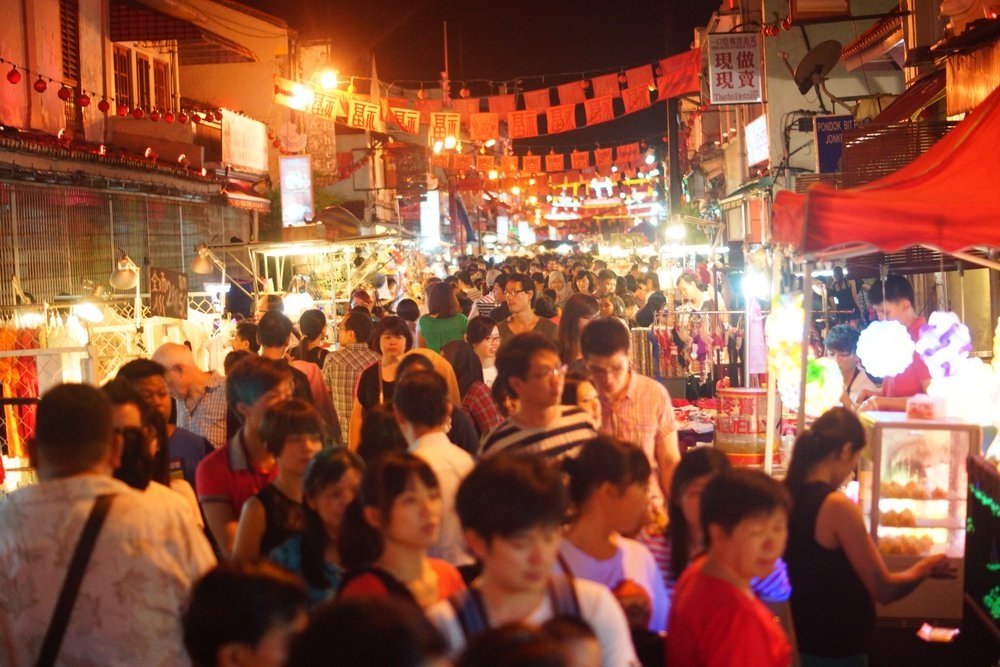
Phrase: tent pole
[
  {"left": 796, "top": 262, "right": 813, "bottom": 435},
  {"left": 764, "top": 251, "right": 782, "bottom": 475}
]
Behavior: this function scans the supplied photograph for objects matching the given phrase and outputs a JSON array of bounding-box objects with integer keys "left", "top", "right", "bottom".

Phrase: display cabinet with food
[{"left": 861, "top": 412, "right": 981, "bottom": 622}]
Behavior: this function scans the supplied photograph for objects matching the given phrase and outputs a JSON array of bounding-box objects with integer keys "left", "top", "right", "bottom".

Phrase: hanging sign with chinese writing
[
  {"left": 707, "top": 33, "right": 763, "bottom": 104},
  {"left": 347, "top": 99, "right": 380, "bottom": 130}
]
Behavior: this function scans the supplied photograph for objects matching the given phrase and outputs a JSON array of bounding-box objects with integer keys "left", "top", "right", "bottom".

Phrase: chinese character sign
[
  {"left": 429, "top": 112, "right": 461, "bottom": 141},
  {"left": 347, "top": 100, "right": 379, "bottom": 130},
  {"left": 390, "top": 107, "right": 421, "bottom": 134},
  {"left": 708, "top": 33, "right": 762, "bottom": 104}
]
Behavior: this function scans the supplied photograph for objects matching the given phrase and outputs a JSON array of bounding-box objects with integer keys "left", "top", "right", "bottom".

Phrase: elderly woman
[{"left": 824, "top": 325, "right": 878, "bottom": 409}]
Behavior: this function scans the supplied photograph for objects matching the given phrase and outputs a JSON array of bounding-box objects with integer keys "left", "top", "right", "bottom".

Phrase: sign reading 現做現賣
[{"left": 708, "top": 33, "right": 763, "bottom": 105}]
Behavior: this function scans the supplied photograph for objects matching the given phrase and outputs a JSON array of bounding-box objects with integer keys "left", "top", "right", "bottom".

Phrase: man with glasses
[
  {"left": 581, "top": 318, "right": 679, "bottom": 509},
  {"left": 480, "top": 333, "right": 597, "bottom": 460},
  {"left": 496, "top": 273, "right": 558, "bottom": 345}
]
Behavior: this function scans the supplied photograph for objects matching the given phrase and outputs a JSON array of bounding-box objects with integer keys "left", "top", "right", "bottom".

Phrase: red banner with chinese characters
[
  {"left": 415, "top": 98, "right": 443, "bottom": 123},
  {"left": 522, "top": 154, "right": 542, "bottom": 173},
  {"left": 428, "top": 112, "right": 461, "bottom": 141},
  {"left": 591, "top": 72, "right": 622, "bottom": 99},
  {"left": 488, "top": 94, "right": 517, "bottom": 115},
  {"left": 507, "top": 110, "right": 540, "bottom": 139},
  {"left": 557, "top": 81, "right": 587, "bottom": 106},
  {"left": 625, "top": 64, "right": 654, "bottom": 91},
  {"left": 452, "top": 154, "right": 473, "bottom": 172},
  {"left": 570, "top": 150, "right": 590, "bottom": 170},
  {"left": 617, "top": 142, "right": 641, "bottom": 163},
  {"left": 545, "top": 153, "right": 566, "bottom": 172},
  {"left": 389, "top": 107, "right": 420, "bottom": 134},
  {"left": 347, "top": 100, "right": 380, "bottom": 130},
  {"left": 502, "top": 155, "right": 520, "bottom": 173},
  {"left": 546, "top": 104, "right": 577, "bottom": 133},
  {"left": 451, "top": 98, "right": 480, "bottom": 121},
  {"left": 469, "top": 112, "right": 499, "bottom": 141},
  {"left": 524, "top": 89, "right": 552, "bottom": 111},
  {"left": 585, "top": 96, "right": 615, "bottom": 125},
  {"left": 594, "top": 147, "right": 614, "bottom": 167},
  {"left": 657, "top": 48, "right": 701, "bottom": 99},
  {"left": 477, "top": 154, "right": 495, "bottom": 171},
  {"left": 622, "top": 86, "right": 652, "bottom": 114}
]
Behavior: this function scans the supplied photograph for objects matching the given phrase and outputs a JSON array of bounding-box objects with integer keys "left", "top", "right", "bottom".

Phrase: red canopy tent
[{"left": 773, "top": 82, "right": 1000, "bottom": 262}]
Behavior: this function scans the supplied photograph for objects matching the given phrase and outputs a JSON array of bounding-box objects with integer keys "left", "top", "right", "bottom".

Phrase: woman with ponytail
[
  {"left": 289, "top": 309, "right": 329, "bottom": 369},
  {"left": 784, "top": 407, "right": 952, "bottom": 666}
]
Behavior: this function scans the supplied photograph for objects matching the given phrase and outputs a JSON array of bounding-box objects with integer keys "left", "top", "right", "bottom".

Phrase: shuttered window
[
  {"left": 60, "top": 0, "right": 82, "bottom": 131},
  {"left": 153, "top": 60, "right": 170, "bottom": 111},
  {"left": 113, "top": 46, "right": 132, "bottom": 110},
  {"left": 136, "top": 54, "right": 151, "bottom": 110}
]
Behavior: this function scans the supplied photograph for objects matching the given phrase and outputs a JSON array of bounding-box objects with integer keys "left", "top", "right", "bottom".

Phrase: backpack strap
[
  {"left": 448, "top": 587, "right": 490, "bottom": 641},
  {"left": 548, "top": 572, "right": 581, "bottom": 619}
]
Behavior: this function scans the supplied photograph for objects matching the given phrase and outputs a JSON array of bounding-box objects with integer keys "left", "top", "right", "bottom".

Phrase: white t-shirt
[
  {"left": 410, "top": 431, "right": 476, "bottom": 567},
  {"left": 426, "top": 578, "right": 639, "bottom": 667},
  {"left": 482, "top": 364, "right": 498, "bottom": 388},
  {"left": 557, "top": 535, "right": 670, "bottom": 632}
]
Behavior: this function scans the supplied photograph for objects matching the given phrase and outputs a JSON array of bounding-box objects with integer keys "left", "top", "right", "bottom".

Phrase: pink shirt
[
  {"left": 882, "top": 316, "right": 931, "bottom": 398},
  {"left": 195, "top": 430, "right": 277, "bottom": 515}
]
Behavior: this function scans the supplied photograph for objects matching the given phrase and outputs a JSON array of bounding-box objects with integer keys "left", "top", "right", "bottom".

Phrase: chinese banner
[
  {"left": 469, "top": 112, "right": 499, "bottom": 141},
  {"left": 477, "top": 154, "right": 496, "bottom": 171},
  {"left": 557, "top": 81, "right": 586, "bottom": 106},
  {"left": 347, "top": 99, "right": 380, "bottom": 130},
  {"left": 431, "top": 154, "right": 450, "bottom": 168},
  {"left": 522, "top": 154, "right": 542, "bottom": 173},
  {"left": 306, "top": 91, "right": 343, "bottom": 120},
  {"left": 570, "top": 150, "right": 590, "bottom": 170},
  {"left": 452, "top": 154, "right": 473, "bottom": 172},
  {"left": 451, "top": 98, "right": 480, "bottom": 121},
  {"left": 585, "top": 96, "right": 615, "bottom": 125},
  {"left": 708, "top": 33, "right": 763, "bottom": 104},
  {"left": 617, "top": 142, "right": 640, "bottom": 163},
  {"left": 389, "top": 107, "right": 421, "bottom": 134},
  {"left": 658, "top": 48, "right": 702, "bottom": 99},
  {"left": 622, "top": 86, "right": 652, "bottom": 114},
  {"left": 625, "top": 64, "right": 654, "bottom": 91},
  {"left": 545, "top": 153, "right": 565, "bottom": 172},
  {"left": 524, "top": 89, "right": 552, "bottom": 111},
  {"left": 545, "top": 104, "right": 577, "bottom": 133},
  {"left": 591, "top": 72, "right": 622, "bottom": 99},
  {"left": 428, "top": 112, "right": 461, "bottom": 141},
  {"left": 594, "top": 147, "right": 614, "bottom": 167},
  {"left": 507, "top": 110, "right": 540, "bottom": 139},
  {"left": 488, "top": 94, "right": 517, "bottom": 115},
  {"left": 502, "top": 155, "right": 520, "bottom": 173},
  {"left": 415, "top": 98, "right": 443, "bottom": 123}
]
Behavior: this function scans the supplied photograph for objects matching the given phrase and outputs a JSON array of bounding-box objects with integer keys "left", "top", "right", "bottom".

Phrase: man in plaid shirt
[{"left": 322, "top": 311, "right": 380, "bottom": 442}]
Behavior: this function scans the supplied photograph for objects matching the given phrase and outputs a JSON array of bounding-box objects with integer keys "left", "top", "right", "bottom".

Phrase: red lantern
[
  {"left": 272, "top": 138, "right": 281, "bottom": 148},
  {"left": 97, "top": 98, "right": 110, "bottom": 113},
  {"left": 163, "top": 111, "right": 175, "bottom": 123},
  {"left": 77, "top": 92, "right": 90, "bottom": 107},
  {"left": 6, "top": 67, "right": 21, "bottom": 85},
  {"left": 580, "top": 79, "right": 590, "bottom": 90},
  {"left": 117, "top": 103, "right": 129, "bottom": 117},
  {"left": 191, "top": 113, "right": 201, "bottom": 124},
  {"left": 204, "top": 111, "right": 215, "bottom": 122},
  {"left": 214, "top": 108, "right": 223, "bottom": 118},
  {"left": 33, "top": 77, "right": 47, "bottom": 93},
  {"left": 149, "top": 109, "right": 161, "bottom": 122},
  {"left": 781, "top": 17, "right": 793, "bottom": 30},
  {"left": 57, "top": 86, "right": 72, "bottom": 101},
  {"left": 459, "top": 87, "right": 470, "bottom": 98},
  {"left": 617, "top": 73, "right": 627, "bottom": 85},
  {"left": 132, "top": 107, "right": 144, "bottom": 119},
  {"left": 177, "top": 111, "right": 189, "bottom": 124},
  {"left": 417, "top": 88, "right": 426, "bottom": 100}
]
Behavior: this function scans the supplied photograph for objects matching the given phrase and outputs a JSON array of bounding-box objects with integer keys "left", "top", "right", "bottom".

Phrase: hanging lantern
[
  {"left": 191, "top": 113, "right": 202, "bottom": 124},
  {"left": 214, "top": 108, "right": 223, "bottom": 119},
  {"left": 117, "top": 103, "right": 129, "bottom": 117},
  {"left": 149, "top": 109, "right": 161, "bottom": 122},
  {"left": 417, "top": 88, "right": 426, "bottom": 100},
  {"left": 6, "top": 66, "right": 21, "bottom": 85},
  {"left": 459, "top": 86, "right": 470, "bottom": 98},
  {"left": 781, "top": 17, "right": 793, "bottom": 30},
  {"left": 163, "top": 110, "right": 175, "bottom": 123},
  {"left": 204, "top": 111, "right": 215, "bottom": 122},
  {"left": 33, "top": 77, "right": 48, "bottom": 93},
  {"left": 57, "top": 86, "right": 72, "bottom": 101},
  {"left": 97, "top": 98, "right": 110, "bottom": 113},
  {"left": 132, "top": 107, "right": 145, "bottom": 119},
  {"left": 177, "top": 111, "right": 189, "bottom": 124},
  {"left": 77, "top": 92, "right": 90, "bottom": 107},
  {"left": 272, "top": 138, "right": 281, "bottom": 148}
]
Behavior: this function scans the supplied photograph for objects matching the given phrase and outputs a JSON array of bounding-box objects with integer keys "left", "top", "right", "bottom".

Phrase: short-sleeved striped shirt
[{"left": 479, "top": 405, "right": 597, "bottom": 460}]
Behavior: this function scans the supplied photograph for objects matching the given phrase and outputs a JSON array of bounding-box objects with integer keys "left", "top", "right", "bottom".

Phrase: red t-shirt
[
  {"left": 882, "top": 317, "right": 931, "bottom": 398},
  {"left": 667, "top": 558, "right": 791, "bottom": 667},
  {"left": 338, "top": 559, "right": 466, "bottom": 605},
  {"left": 195, "top": 435, "right": 277, "bottom": 516}
]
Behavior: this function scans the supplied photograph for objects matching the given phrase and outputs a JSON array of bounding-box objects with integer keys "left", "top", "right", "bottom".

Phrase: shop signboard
[
  {"left": 707, "top": 33, "right": 763, "bottom": 105},
  {"left": 813, "top": 114, "right": 856, "bottom": 173},
  {"left": 149, "top": 267, "right": 188, "bottom": 320},
  {"left": 222, "top": 111, "right": 268, "bottom": 173},
  {"left": 279, "top": 155, "right": 314, "bottom": 226},
  {"left": 744, "top": 114, "right": 769, "bottom": 167}
]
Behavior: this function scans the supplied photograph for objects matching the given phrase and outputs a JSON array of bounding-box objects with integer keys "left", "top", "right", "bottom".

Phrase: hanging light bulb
[
  {"left": 7, "top": 66, "right": 21, "bottom": 85},
  {"left": 57, "top": 86, "right": 72, "bottom": 101},
  {"left": 33, "top": 76, "right": 47, "bottom": 93}
]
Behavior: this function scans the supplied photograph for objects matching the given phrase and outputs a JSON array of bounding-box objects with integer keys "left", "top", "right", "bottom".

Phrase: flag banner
[
  {"left": 428, "top": 112, "right": 461, "bottom": 141},
  {"left": 617, "top": 142, "right": 641, "bottom": 163},
  {"left": 545, "top": 153, "right": 566, "bottom": 172},
  {"left": 626, "top": 64, "right": 654, "bottom": 91},
  {"left": 658, "top": 49, "right": 701, "bottom": 98},
  {"left": 416, "top": 98, "right": 443, "bottom": 123},
  {"left": 524, "top": 88, "right": 552, "bottom": 111},
  {"left": 431, "top": 153, "right": 450, "bottom": 168},
  {"left": 477, "top": 154, "right": 496, "bottom": 171},
  {"left": 591, "top": 72, "right": 622, "bottom": 99},
  {"left": 389, "top": 107, "right": 421, "bottom": 134},
  {"left": 452, "top": 154, "right": 473, "bottom": 172},
  {"left": 622, "top": 86, "right": 652, "bottom": 114},
  {"left": 488, "top": 94, "right": 517, "bottom": 115},
  {"left": 451, "top": 97, "right": 480, "bottom": 121},
  {"left": 469, "top": 112, "right": 499, "bottom": 141},
  {"left": 545, "top": 104, "right": 577, "bottom": 133},
  {"left": 570, "top": 150, "right": 590, "bottom": 170},
  {"left": 522, "top": 154, "right": 543, "bottom": 173},
  {"left": 347, "top": 99, "right": 380, "bottom": 130},
  {"left": 502, "top": 155, "right": 520, "bottom": 173},
  {"left": 585, "top": 96, "right": 615, "bottom": 125},
  {"left": 594, "top": 147, "right": 614, "bottom": 167},
  {"left": 507, "top": 110, "right": 540, "bottom": 139},
  {"left": 557, "top": 81, "right": 587, "bottom": 107},
  {"left": 388, "top": 96, "right": 409, "bottom": 109}
]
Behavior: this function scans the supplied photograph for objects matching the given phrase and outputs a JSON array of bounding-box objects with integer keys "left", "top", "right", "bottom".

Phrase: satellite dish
[{"left": 794, "top": 40, "right": 842, "bottom": 96}]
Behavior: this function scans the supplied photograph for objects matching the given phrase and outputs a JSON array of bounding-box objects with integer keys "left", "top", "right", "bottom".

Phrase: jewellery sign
[{"left": 707, "top": 33, "right": 763, "bottom": 104}]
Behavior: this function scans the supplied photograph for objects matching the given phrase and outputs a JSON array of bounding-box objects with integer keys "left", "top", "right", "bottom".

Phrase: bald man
[{"left": 152, "top": 342, "right": 228, "bottom": 449}]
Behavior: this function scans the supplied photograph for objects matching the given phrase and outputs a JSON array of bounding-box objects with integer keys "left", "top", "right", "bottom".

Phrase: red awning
[
  {"left": 773, "top": 81, "right": 1000, "bottom": 256},
  {"left": 871, "top": 70, "right": 946, "bottom": 123},
  {"left": 111, "top": 0, "right": 257, "bottom": 65}
]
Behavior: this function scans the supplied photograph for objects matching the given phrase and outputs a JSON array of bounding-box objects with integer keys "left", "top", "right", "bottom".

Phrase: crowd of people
[{"left": 0, "top": 254, "right": 951, "bottom": 667}]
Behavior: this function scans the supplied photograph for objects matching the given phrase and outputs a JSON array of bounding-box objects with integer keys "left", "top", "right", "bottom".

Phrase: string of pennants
[
  {"left": 428, "top": 140, "right": 656, "bottom": 178},
  {"left": 274, "top": 49, "right": 700, "bottom": 140}
]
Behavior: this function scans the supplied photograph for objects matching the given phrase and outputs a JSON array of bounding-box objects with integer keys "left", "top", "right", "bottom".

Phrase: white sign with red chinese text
[{"left": 708, "top": 33, "right": 763, "bottom": 105}]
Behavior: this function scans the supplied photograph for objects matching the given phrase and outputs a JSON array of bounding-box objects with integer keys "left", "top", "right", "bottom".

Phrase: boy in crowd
[
  {"left": 426, "top": 454, "right": 638, "bottom": 667},
  {"left": 666, "top": 468, "right": 792, "bottom": 667}
]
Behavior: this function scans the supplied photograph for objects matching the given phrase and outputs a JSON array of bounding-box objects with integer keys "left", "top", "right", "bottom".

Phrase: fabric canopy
[{"left": 773, "top": 81, "right": 1000, "bottom": 255}]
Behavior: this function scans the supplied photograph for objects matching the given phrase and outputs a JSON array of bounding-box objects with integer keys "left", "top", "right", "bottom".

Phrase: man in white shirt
[
  {"left": 394, "top": 368, "right": 475, "bottom": 567},
  {"left": 0, "top": 384, "right": 215, "bottom": 667},
  {"left": 426, "top": 454, "right": 638, "bottom": 667}
]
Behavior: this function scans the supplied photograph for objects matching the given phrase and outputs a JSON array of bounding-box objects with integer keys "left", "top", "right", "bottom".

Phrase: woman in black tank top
[{"left": 784, "top": 408, "right": 953, "bottom": 667}]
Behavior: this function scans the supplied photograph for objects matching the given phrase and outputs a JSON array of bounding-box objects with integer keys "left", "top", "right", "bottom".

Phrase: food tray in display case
[{"left": 862, "top": 412, "right": 981, "bottom": 622}]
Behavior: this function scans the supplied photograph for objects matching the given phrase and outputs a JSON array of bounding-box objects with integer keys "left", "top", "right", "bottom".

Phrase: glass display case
[{"left": 861, "top": 412, "right": 981, "bottom": 622}]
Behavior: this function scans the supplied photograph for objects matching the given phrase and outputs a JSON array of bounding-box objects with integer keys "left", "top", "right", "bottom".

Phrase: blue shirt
[
  {"left": 168, "top": 427, "right": 213, "bottom": 485},
  {"left": 269, "top": 534, "right": 344, "bottom": 607}
]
